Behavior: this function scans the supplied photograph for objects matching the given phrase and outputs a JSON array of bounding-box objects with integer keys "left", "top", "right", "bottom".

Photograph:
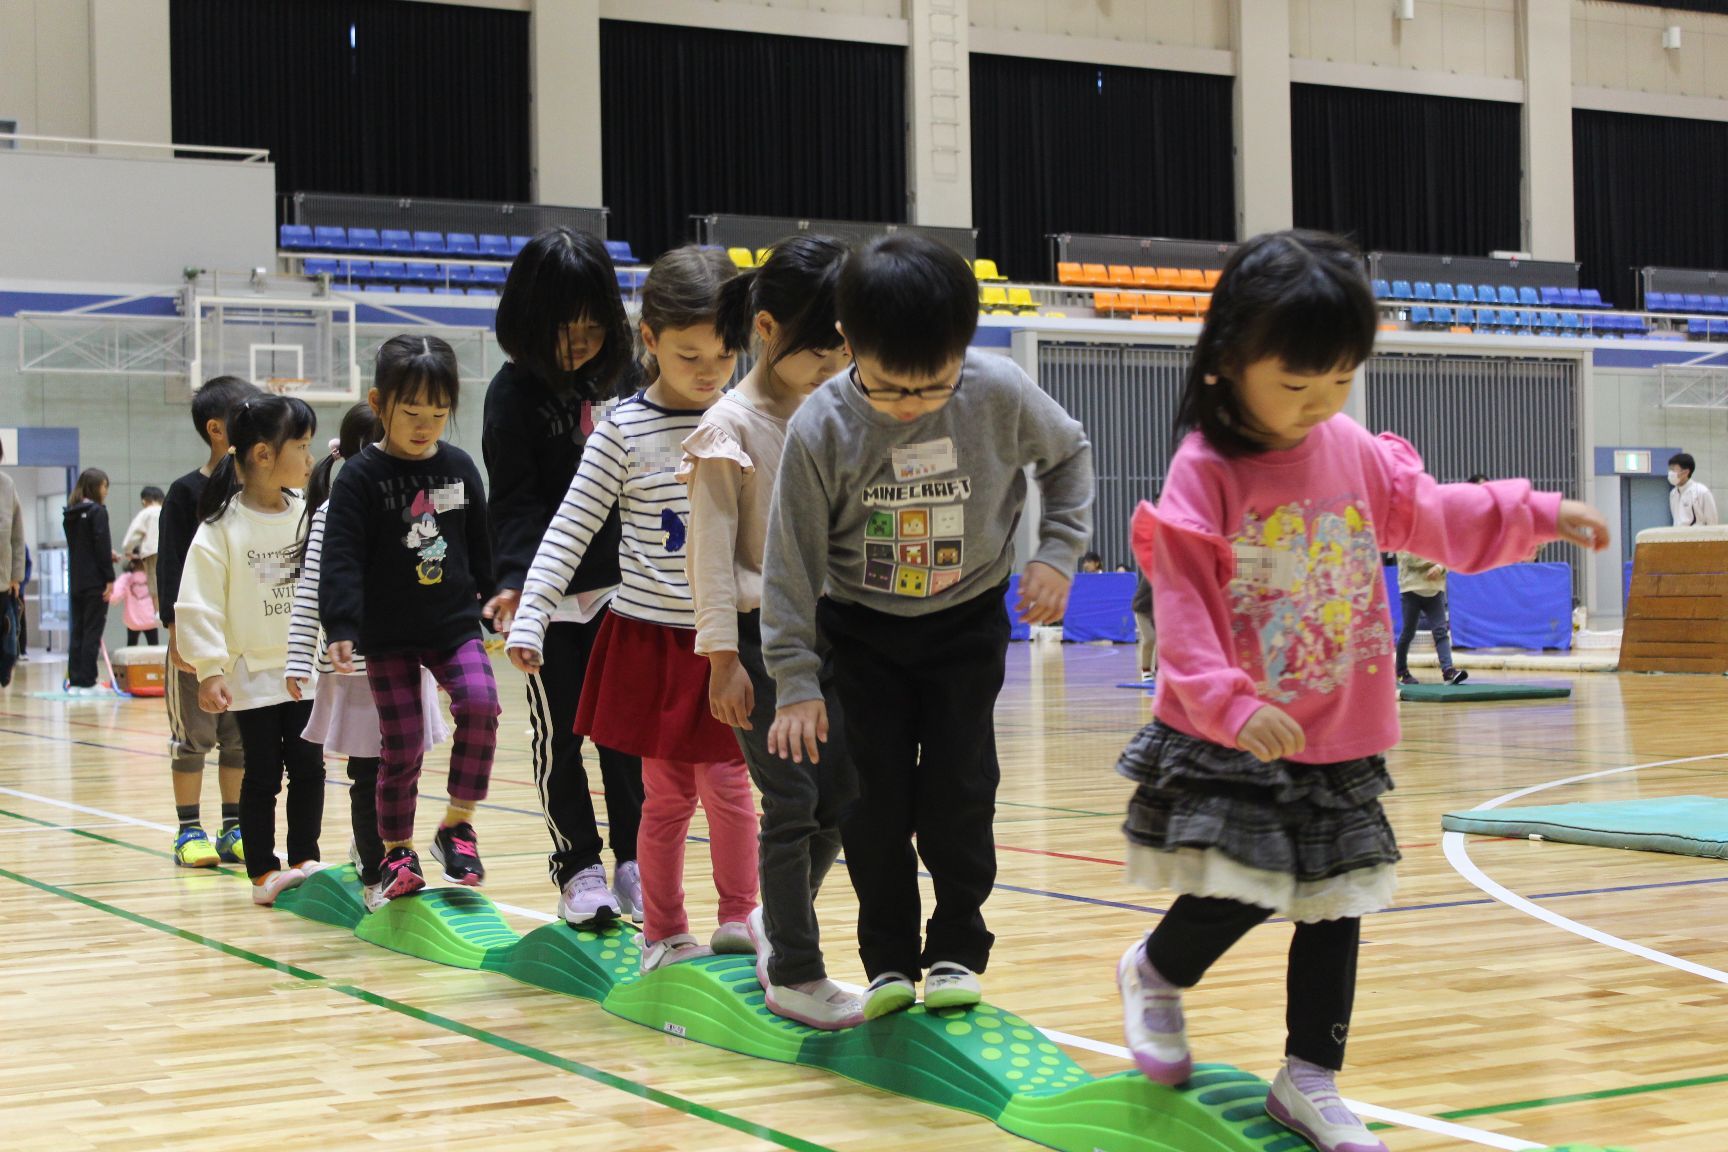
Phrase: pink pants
[{"left": 639, "top": 757, "right": 759, "bottom": 942}]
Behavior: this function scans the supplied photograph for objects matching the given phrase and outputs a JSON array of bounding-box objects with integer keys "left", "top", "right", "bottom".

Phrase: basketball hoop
[{"left": 263, "top": 377, "right": 314, "bottom": 396}]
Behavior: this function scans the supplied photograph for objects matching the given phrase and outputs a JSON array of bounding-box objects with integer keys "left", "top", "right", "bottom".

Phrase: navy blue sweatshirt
[
  {"left": 155, "top": 468, "right": 206, "bottom": 626},
  {"left": 319, "top": 443, "right": 495, "bottom": 656}
]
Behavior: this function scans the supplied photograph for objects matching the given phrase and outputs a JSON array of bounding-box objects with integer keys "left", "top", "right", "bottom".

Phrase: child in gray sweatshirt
[{"left": 762, "top": 235, "right": 1094, "bottom": 1020}]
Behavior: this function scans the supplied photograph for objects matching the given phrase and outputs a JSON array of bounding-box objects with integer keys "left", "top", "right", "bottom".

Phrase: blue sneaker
[
  {"left": 173, "top": 827, "right": 219, "bottom": 868},
  {"left": 215, "top": 825, "right": 244, "bottom": 864}
]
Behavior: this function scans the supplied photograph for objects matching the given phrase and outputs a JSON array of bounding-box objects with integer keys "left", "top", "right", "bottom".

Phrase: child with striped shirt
[{"left": 508, "top": 247, "right": 760, "bottom": 972}]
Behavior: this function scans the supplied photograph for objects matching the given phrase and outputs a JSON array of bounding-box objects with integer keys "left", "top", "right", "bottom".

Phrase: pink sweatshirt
[
  {"left": 110, "top": 571, "right": 158, "bottom": 631},
  {"left": 1134, "top": 415, "right": 1560, "bottom": 763}
]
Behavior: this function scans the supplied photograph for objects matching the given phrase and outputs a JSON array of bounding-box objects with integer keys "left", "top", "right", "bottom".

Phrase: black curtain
[
  {"left": 600, "top": 21, "right": 906, "bottom": 262},
  {"left": 1612, "top": 0, "right": 1728, "bottom": 13},
  {"left": 171, "top": 0, "right": 529, "bottom": 202},
  {"left": 1292, "top": 84, "right": 1520, "bottom": 257},
  {"left": 1574, "top": 109, "right": 1728, "bottom": 308},
  {"left": 969, "top": 55, "right": 1235, "bottom": 280}
]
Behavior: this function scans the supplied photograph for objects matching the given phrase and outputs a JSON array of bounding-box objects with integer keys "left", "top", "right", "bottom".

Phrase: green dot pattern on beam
[{"left": 272, "top": 868, "right": 1637, "bottom": 1152}]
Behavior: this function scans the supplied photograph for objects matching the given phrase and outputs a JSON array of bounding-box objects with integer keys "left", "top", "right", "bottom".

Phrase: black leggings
[
  {"left": 1146, "top": 894, "right": 1360, "bottom": 1069},
  {"left": 233, "top": 701, "right": 326, "bottom": 880},
  {"left": 346, "top": 756, "right": 384, "bottom": 882},
  {"left": 127, "top": 628, "right": 159, "bottom": 647}
]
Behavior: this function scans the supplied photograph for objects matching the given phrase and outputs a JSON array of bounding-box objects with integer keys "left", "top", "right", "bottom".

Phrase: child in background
[
  {"left": 110, "top": 557, "right": 160, "bottom": 646},
  {"left": 159, "top": 376, "right": 260, "bottom": 866},
  {"left": 1080, "top": 551, "right": 1105, "bottom": 573},
  {"left": 321, "top": 336, "right": 500, "bottom": 904},
  {"left": 762, "top": 234, "right": 1094, "bottom": 1018},
  {"left": 508, "top": 246, "right": 760, "bottom": 973},
  {"left": 482, "top": 227, "right": 646, "bottom": 927},
  {"left": 63, "top": 468, "right": 115, "bottom": 694},
  {"left": 1393, "top": 551, "right": 1465, "bottom": 685},
  {"left": 682, "top": 235, "right": 862, "bottom": 1028},
  {"left": 1113, "top": 230, "right": 1607, "bottom": 1152},
  {"left": 1132, "top": 571, "right": 1156, "bottom": 684},
  {"left": 285, "top": 403, "right": 451, "bottom": 912},
  {"left": 175, "top": 395, "right": 324, "bottom": 905},
  {"left": 120, "top": 485, "right": 165, "bottom": 611}
]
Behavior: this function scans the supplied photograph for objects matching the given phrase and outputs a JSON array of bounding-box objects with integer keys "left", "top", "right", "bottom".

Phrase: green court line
[
  {"left": 1436, "top": 1071, "right": 1728, "bottom": 1121},
  {"left": 0, "top": 806, "right": 247, "bottom": 878},
  {"left": 0, "top": 862, "right": 836, "bottom": 1152}
]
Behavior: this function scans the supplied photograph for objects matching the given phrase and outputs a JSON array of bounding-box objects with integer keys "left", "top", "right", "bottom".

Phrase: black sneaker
[
  {"left": 1443, "top": 668, "right": 1470, "bottom": 685},
  {"left": 378, "top": 846, "right": 426, "bottom": 901},
  {"left": 431, "top": 822, "right": 485, "bottom": 887},
  {"left": 1397, "top": 672, "right": 1419, "bottom": 686}
]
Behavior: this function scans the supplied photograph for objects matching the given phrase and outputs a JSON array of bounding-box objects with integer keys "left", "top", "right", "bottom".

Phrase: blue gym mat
[{"left": 1442, "top": 796, "right": 1728, "bottom": 860}]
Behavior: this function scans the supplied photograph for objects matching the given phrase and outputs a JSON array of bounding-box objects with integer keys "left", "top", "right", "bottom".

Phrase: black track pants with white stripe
[{"left": 528, "top": 614, "right": 644, "bottom": 888}]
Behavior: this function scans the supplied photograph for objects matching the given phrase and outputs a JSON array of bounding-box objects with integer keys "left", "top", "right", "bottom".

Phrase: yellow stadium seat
[
  {"left": 1007, "top": 287, "right": 1037, "bottom": 311},
  {"left": 727, "top": 248, "right": 754, "bottom": 269},
  {"left": 973, "top": 258, "right": 1005, "bottom": 282},
  {"left": 979, "top": 286, "right": 1009, "bottom": 309},
  {"left": 755, "top": 248, "right": 773, "bottom": 266}
]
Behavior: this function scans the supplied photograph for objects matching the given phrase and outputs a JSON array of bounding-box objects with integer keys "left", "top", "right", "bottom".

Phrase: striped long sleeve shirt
[
  {"left": 509, "top": 393, "right": 707, "bottom": 654},
  {"left": 285, "top": 502, "right": 365, "bottom": 681}
]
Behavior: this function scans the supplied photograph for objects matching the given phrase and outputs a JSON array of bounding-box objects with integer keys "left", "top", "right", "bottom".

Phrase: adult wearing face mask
[{"left": 1668, "top": 453, "right": 1719, "bottom": 528}]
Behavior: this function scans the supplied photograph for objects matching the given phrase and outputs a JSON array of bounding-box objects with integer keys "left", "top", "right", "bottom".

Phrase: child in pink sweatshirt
[
  {"left": 111, "top": 557, "right": 160, "bottom": 646},
  {"left": 1111, "top": 231, "right": 1608, "bottom": 1152}
]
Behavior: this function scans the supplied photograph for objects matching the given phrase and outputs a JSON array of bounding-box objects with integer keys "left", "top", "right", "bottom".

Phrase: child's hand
[
  {"left": 1016, "top": 561, "right": 1073, "bottom": 626},
  {"left": 1237, "top": 705, "right": 1305, "bottom": 762},
  {"left": 198, "top": 675, "right": 232, "bottom": 714},
  {"left": 507, "top": 645, "right": 543, "bottom": 675},
  {"left": 769, "top": 700, "right": 828, "bottom": 765},
  {"left": 708, "top": 651, "right": 755, "bottom": 730},
  {"left": 327, "top": 641, "right": 356, "bottom": 675},
  {"left": 285, "top": 676, "right": 307, "bottom": 701},
  {"left": 167, "top": 626, "right": 196, "bottom": 675},
  {"left": 1557, "top": 500, "right": 1610, "bottom": 553},
  {"left": 482, "top": 589, "right": 521, "bottom": 634}
]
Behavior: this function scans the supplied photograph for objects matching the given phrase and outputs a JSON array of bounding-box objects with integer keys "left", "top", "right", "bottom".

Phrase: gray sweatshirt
[
  {"left": 763, "top": 349, "right": 1094, "bottom": 706},
  {"left": 0, "top": 471, "right": 23, "bottom": 588}
]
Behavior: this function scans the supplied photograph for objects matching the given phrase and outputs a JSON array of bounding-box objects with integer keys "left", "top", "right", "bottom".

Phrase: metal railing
[
  {"left": 692, "top": 213, "right": 977, "bottom": 261},
  {"left": 0, "top": 132, "right": 268, "bottom": 163},
  {"left": 287, "top": 192, "right": 608, "bottom": 242}
]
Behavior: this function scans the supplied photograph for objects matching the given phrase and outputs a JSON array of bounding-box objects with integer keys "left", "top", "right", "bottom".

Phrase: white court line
[
  {"left": 0, "top": 822, "right": 136, "bottom": 835},
  {"left": 1445, "top": 751, "right": 1728, "bottom": 986},
  {"left": 0, "top": 783, "right": 1539, "bottom": 1149}
]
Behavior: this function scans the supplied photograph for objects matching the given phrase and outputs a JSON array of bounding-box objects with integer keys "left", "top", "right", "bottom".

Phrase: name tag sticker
[
  {"left": 1232, "top": 543, "right": 1299, "bottom": 589},
  {"left": 892, "top": 438, "right": 957, "bottom": 482}
]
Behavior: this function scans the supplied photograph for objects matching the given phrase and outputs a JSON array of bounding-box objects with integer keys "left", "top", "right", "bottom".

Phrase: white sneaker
[
  {"left": 746, "top": 906, "right": 772, "bottom": 988},
  {"left": 711, "top": 919, "right": 755, "bottom": 954},
  {"left": 640, "top": 933, "right": 711, "bottom": 972},
  {"left": 1265, "top": 1058, "right": 1388, "bottom": 1152},
  {"left": 1117, "top": 939, "right": 1192, "bottom": 1085},
  {"left": 924, "top": 961, "right": 982, "bottom": 1010},
  {"left": 558, "top": 864, "right": 619, "bottom": 926},
  {"left": 250, "top": 868, "right": 306, "bottom": 906},
  {"left": 362, "top": 880, "right": 392, "bottom": 913},
  {"left": 768, "top": 978, "right": 865, "bottom": 1030},
  {"left": 613, "top": 860, "right": 643, "bottom": 924},
  {"left": 863, "top": 971, "right": 917, "bottom": 1020},
  {"left": 292, "top": 860, "right": 327, "bottom": 877}
]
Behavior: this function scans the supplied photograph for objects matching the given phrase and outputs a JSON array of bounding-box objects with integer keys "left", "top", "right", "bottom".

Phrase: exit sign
[{"left": 1614, "top": 450, "right": 1651, "bottom": 474}]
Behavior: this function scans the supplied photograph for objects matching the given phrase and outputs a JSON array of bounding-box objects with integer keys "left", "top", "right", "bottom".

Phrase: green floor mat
[
  {"left": 1442, "top": 796, "right": 1728, "bottom": 859},
  {"left": 1400, "top": 682, "right": 1571, "bottom": 703}
]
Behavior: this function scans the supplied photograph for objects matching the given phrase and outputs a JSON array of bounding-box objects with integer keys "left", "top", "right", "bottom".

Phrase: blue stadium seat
[
  {"left": 1456, "top": 284, "right": 1477, "bottom": 304},
  {"left": 1580, "top": 288, "right": 1605, "bottom": 308},
  {"left": 1519, "top": 286, "right": 1541, "bottom": 307},
  {"left": 474, "top": 265, "right": 508, "bottom": 287},
  {"left": 380, "top": 230, "right": 413, "bottom": 254},
  {"left": 1478, "top": 284, "right": 1499, "bottom": 307},
  {"left": 1560, "top": 312, "right": 1581, "bottom": 333},
  {"left": 303, "top": 258, "right": 339, "bottom": 277},
  {"left": 617, "top": 268, "right": 647, "bottom": 292},
  {"left": 399, "top": 285, "right": 432, "bottom": 295},
  {"left": 313, "top": 226, "right": 347, "bottom": 251},
  {"left": 1647, "top": 292, "right": 1673, "bottom": 311},
  {"left": 1411, "top": 305, "right": 1433, "bottom": 326},
  {"left": 509, "top": 235, "right": 532, "bottom": 255},
  {"left": 479, "top": 234, "right": 511, "bottom": 258},
  {"left": 1689, "top": 319, "right": 1712, "bottom": 339},
  {"left": 1372, "top": 279, "right": 1391, "bottom": 298},
  {"left": 1497, "top": 285, "right": 1519, "bottom": 305},
  {"left": 466, "top": 286, "right": 498, "bottom": 297},
  {"left": 280, "top": 224, "right": 314, "bottom": 250},
  {"left": 1389, "top": 280, "right": 1412, "bottom": 299},
  {"left": 1539, "top": 310, "right": 1562, "bottom": 330},
  {"left": 445, "top": 233, "right": 479, "bottom": 258},
  {"left": 402, "top": 263, "right": 437, "bottom": 284},
  {"left": 1560, "top": 288, "right": 1585, "bottom": 309},
  {"left": 1435, "top": 283, "right": 1456, "bottom": 303},
  {"left": 346, "top": 228, "right": 382, "bottom": 253},
  {"left": 1685, "top": 293, "right": 1708, "bottom": 313},
  {"left": 445, "top": 264, "right": 476, "bottom": 287},
  {"left": 1706, "top": 296, "right": 1728, "bottom": 315},
  {"left": 1540, "top": 287, "right": 1563, "bottom": 306},
  {"left": 338, "top": 260, "right": 369, "bottom": 282},
  {"left": 1413, "top": 282, "right": 1435, "bottom": 302},
  {"left": 1456, "top": 306, "right": 1476, "bottom": 327},
  {"left": 1623, "top": 315, "right": 1647, "bottom": 334},
  {"left": 413, "top": 231, "right": 447, "bottom": 256},
  {"left": 1499, "top": 309, "right": 1522, "bottom": 329},
  {"left": 370, "top": 260, "right": 407, "bottom": 282},
  {"left": 1433, "top": 306, "right": 1454, "bottom": 326},
  {"left": 606, "top": 240, "right": 638, "bottom": 264},
  {"left": 434, "top": 286, "right": 465, "bottom": 296}
]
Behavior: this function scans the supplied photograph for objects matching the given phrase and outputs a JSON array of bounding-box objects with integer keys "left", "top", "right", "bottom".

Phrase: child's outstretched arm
[
  {"left": 761, "top": 436, "right": 830, "bottom": 764},
  {"left": 1015, "top": 377, "right": 1095, "bottom": 624},
  {"left": 1374, "top": 434, "right": 1607, "bottom": 567},
  {"left": 506, "top": 420, "right": 627, "bottom": 672},
  {"left": 284, "top": 505, "right": 328, "bottom": 700}
]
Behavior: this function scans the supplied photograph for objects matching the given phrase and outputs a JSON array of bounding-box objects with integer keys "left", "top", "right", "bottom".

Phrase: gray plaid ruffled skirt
[{"left": 1118, "top": 721, "right": 1401, "bottom": 922}]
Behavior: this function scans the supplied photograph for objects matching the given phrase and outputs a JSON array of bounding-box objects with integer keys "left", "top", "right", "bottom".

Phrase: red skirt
[{"left": 575, "top": 612, "right": 741, "bottom": 762}]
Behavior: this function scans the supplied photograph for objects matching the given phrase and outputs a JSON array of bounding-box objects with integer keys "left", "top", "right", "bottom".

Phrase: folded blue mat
[{"left": 1442, "top": 796, "right": 1728, "bottom": 860}]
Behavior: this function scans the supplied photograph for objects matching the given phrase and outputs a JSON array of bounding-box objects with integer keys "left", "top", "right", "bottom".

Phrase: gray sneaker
[
  {"left": 613, "top": 860, "right": 643, "bottom": 924},
  {"left": 558, "top": 864, "right": 618, "bottom": 926}
]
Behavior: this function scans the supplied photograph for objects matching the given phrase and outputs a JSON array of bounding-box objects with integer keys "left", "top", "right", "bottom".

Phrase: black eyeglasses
[{"left": 849, "top": 362, "right": 964, "bottom": 402}]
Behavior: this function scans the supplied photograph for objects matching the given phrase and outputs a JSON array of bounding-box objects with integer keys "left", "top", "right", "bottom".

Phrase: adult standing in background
[
  {"left": 121, "top": 486, "right": 166, "bottom": 611},
  {"left": 63, "top": 468, "right": 115, "bottom": 693},
  {"left": 1668, "top": 453, "right": 1719, "bottom": 528}
]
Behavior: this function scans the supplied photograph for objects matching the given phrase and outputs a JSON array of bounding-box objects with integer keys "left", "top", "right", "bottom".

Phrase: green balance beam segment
[
  {"left": 272, "top": 884, "right": 1636, "bottom": 1152},
  {"left": 1399, "top": 682, "right": 1571, "bottom": 703}
]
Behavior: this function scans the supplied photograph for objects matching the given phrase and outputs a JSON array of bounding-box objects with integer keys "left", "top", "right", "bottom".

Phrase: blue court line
[{"left": 8, "top": 723, "right": 1727, "bottom": 922}]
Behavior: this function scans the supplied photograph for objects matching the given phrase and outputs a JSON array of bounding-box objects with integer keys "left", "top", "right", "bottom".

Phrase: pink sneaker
[
  {"left": 1265, "top": 1058, "right": 1388, "bottom": 1152},
  {"left": 1117, "top": 939, "right": 1192, "bottom": 1085}
]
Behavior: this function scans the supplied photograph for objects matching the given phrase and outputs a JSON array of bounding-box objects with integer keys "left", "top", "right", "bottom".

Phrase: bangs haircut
[
  {"left": 836, "top": 234, "right": 977, "bottom": 377},
  {"left": 495, "top": 227, "right": 633, "bottom": 401},
  {"left": 1177, "top": 230, "right": 1378, "bottom": 457},
  {"left": 374, "top": 334, "right": 462, "bottom": 415}
]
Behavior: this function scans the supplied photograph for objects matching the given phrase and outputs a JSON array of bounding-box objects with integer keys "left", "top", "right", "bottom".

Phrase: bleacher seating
[
  {"left": 606, "top": 240, "right": 637, "bottom": 264},
  {"left": 972, "top": 259, "right": 1006, "bottom": 282},
  {"left": 280, "top": 222, "right": 656, "bottom": 295},
  {"left": 479, "top": 234, "right": 512, "bottom": 258}
]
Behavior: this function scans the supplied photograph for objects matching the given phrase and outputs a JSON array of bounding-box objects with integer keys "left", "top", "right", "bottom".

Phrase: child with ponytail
[{"left": 174, "top": 394, "right": 324, "bottom": 904}]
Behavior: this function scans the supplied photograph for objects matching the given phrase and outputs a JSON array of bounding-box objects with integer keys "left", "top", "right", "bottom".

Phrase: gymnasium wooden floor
[{"left": 3, "top": 642, "right": 1726, "bottom": 1152}]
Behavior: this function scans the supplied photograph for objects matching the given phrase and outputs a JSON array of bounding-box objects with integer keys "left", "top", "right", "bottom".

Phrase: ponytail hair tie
[
  {"left": 226, "top": 446, "right": 237, "bottom": 455},
  {"left": 328, "top": 437, "right": 343, "bottom": 459}
]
